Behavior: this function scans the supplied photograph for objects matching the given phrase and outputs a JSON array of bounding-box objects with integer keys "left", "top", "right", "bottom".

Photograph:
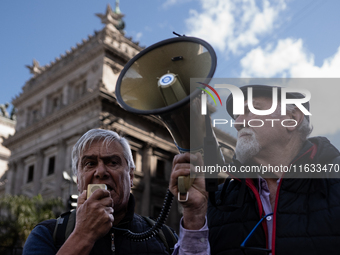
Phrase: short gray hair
[{"left": 72, "top": 129, "right": 135, "bottom": 176}]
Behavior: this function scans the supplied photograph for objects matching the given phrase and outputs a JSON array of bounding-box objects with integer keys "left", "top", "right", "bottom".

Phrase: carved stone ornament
[
  {"left": 25, "top": 59, "right": 44, "bottom": 75},
  {"left": 95, "top": 3, "right": 125, "bottom": 31}
]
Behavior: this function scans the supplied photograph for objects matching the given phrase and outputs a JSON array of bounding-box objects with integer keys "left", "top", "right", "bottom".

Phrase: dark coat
[
  {"left": 24, "top": 194, "right": 172, "bottom": 255},
  {"left": 208, "top": 137, "right": 340, "bottom": 255}
]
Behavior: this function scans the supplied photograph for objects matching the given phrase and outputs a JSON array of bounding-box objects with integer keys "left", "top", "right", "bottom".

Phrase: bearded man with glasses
[{"left": 170, "top": 85, "right": 340, "bottom": 255}]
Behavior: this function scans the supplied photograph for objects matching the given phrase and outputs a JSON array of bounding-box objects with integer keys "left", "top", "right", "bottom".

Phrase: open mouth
[{"left": 106, "top": 185, "right": 113, "bottom": 191}]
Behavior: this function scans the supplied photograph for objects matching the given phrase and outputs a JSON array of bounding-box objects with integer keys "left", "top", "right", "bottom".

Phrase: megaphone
[
  {"left": 115, "top": 35, "right": 224, "bottom": 198},
  {"left": 112, "top": 35, "right": 227, "bottom": 241}
]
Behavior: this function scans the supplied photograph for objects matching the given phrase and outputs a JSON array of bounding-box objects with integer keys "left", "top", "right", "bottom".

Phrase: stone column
[
  {"left": 141, "top": 144, "right": 152, "bottom": 216},
  {"left": 33, "top": 149, "right": 44, "bottom": 195},
  {"left": 14, "top": 159, "right": 24, "bottom": 195},
  {"left": 22, "top": 108, "right": 28, "bottom": 128},
  {"left": 5, "top": 161, "right": 15, "bottom": 195},
  {"left": 63, "top": 85, "right": 69, "bottom": 106},
  {"left": 41, "top": 97, "right": 48, "bottom": 117},
  {"left": 55, "top": 139, "right": 67, "bottom": 197}
]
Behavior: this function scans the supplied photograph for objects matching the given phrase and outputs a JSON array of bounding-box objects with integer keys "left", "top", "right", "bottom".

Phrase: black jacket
[
  {"left": 33, "top": 194, "right": 173, "bottom": 255},
  {"left": 208, "top": 137, "right": 340, "bottom": 255},
  {"left": 89, "top": 195, "right": 172, "bottom": 255}
]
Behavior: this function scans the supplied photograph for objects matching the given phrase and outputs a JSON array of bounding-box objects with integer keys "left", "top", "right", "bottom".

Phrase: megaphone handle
[{"left": 177, "top": 174, "right": 195, "bottom": 202}]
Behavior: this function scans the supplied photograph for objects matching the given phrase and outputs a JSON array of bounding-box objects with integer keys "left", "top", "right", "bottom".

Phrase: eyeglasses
[{"left": 240, "top": 213, "right": 273, "bottom": 254}]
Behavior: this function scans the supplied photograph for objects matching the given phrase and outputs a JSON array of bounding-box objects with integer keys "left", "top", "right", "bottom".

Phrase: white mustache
[{"left": 238, "top": 128, "right": 255, "bottom": 138}]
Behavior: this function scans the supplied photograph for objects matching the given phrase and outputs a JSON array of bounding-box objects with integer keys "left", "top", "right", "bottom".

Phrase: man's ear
[
  {"left": 130, "top": 168, "right": 134, "bottom": 187},
  {"left": 286, "top": 107, "right": 305, "bottom": 132},
  {"left": 76, "top": 175, "right": 81, "bottom": 193}
]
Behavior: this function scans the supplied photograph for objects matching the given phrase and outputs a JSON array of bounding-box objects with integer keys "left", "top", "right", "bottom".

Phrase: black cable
[{"left": 112, "top": 189, "right": 174, "bottom": 241}]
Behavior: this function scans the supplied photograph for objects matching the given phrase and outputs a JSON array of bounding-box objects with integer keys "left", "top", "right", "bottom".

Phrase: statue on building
[
  {"left": 96, "top": 0, "right": 125, "bottom": 32},
  {"left": 25, "top": 59, "right": 44, "bottom": 76},
  {"left": 0, "top": 103, "right": 9, "bottom": 118},
  {"left": 10, "top": 107, "right": 17, "bottom": 120},
  {"left": 0, "top": 103, "right": 16, "bottom": 120}
]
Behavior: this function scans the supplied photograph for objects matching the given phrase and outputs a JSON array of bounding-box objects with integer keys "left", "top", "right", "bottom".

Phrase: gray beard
[{"left": 235, "top": 132, "right": 261, "bottom": 164}]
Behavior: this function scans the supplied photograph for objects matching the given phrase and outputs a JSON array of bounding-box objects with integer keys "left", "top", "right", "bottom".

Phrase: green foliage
[{"left": 0, "top": 194, "right": 63, "bottom": 249}]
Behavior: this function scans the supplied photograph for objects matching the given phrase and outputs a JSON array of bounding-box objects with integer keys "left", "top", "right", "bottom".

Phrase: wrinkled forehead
[
  {"left": 246, "top": 96, "right": 280, "bottom": 111},
  {"left": 79, "top": 139, "right": 130, "bottom": 167},
  {"left": 80, "top": 138, "right": 122, "bottom": 156},
  {"left": 233, "top": 96, "right": 280, "bottom": 119},
  {"left": 244, "top": 96, "right": 274, "bottom": 106},
  {"left": 226, "top": 85, "right": 310, "bottom": 119}
]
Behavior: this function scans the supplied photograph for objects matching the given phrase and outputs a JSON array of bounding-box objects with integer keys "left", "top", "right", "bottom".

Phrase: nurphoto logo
[
  {"left": 199, "top": 84, "right": 312, "bottom": 128},
  {"left": 197, "top": 82, "right": 222, "bottom": 115},
  {"left": 200, "top": 84, "right": 311, "bottom": 116}
]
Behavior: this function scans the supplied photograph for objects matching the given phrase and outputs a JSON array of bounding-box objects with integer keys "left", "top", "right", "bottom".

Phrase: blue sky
[{"left": 1, "top": 0, "right": 340, "bottom": 148}]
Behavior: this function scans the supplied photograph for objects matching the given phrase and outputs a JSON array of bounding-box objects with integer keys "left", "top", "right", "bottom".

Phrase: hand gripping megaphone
[{"left": 115, "top": 35, "right": 224, "bottom": 199}]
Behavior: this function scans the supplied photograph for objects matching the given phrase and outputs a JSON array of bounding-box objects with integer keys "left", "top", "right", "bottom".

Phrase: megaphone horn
[{"left": 115, "top": 36, "right": 223, "bottom": 198}]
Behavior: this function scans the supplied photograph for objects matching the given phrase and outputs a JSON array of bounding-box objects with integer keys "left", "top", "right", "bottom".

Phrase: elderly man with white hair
[{"left": 170, "top": 85, "right": 340, "bottom": 255}]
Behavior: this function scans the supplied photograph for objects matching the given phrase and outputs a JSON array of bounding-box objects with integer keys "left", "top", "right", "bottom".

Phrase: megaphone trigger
[{"left": 177, "top": 173, "right": 196, "bottom": 202}]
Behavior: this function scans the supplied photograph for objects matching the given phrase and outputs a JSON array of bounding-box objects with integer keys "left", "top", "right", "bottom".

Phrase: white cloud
[
  {"left": 290, "top": 47, "right": 340, "bottom": 78},
  {"left": 239, "top": 39, "right": 340, "bottom": 136},
  {"left": 162, "top": 0, "right": 193, "bottom": 9},
  {"left": 163, "top": 0, "right": 178, "bottom": 8},
  {"left": 240, "top": 38, "right": 340, "bottom": 78},
  {"left": 135, "top": 32, "right": 143, "bottom": 41},
  {"left": 185, "top": 0, "right": 286, "bottom": 54},
  {"left": 240, "top": 38, "right": 311, "bottom": 77}
]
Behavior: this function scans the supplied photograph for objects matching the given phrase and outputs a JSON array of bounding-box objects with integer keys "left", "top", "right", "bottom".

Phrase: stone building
[
  {"left": 0, "top": 107, "right": 16, "bottom": 194},
  {"left": 2, "top": 4, "right": 236, "bottom": 231}
]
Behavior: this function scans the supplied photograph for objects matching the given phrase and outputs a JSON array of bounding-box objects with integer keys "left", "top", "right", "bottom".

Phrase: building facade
[
  {"left": 0, "top": 109, "right": 16, "bottom": 194},
  {"left": 2, "top": 4, "right": 236, "bottom": 231}
]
